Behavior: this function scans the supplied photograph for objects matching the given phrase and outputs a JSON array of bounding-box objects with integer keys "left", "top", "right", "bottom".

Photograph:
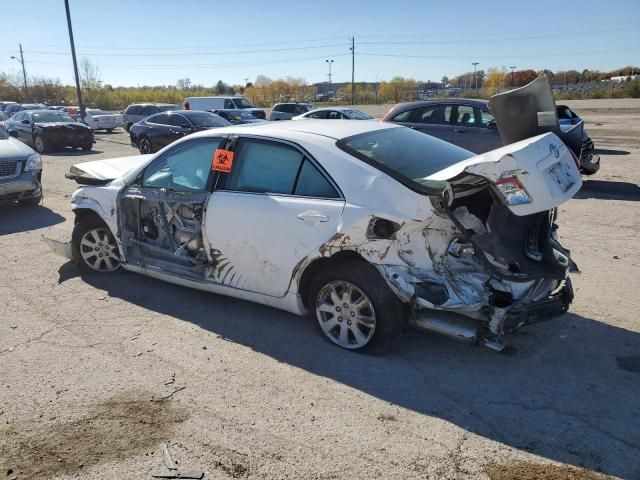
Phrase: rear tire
[
  {"left": 308, "top": 259, "right": 406, "bottom": 354},
  {"left": 82, "top": 141, "right": 93, "bottom": 151},
  {"left": 106, "top": 128, "right": 113, "bottom": 133},
  {"left": 72, "top": 216, "right": 121, "bottom": 273}
]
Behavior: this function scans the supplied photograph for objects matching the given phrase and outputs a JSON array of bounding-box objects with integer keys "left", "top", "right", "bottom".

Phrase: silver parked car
[
  {"left": 269, "top": 103, "right": 315, "bottom": 121},
  {"left": 0, "top": 126, "right": 42, "bottom": 206}
]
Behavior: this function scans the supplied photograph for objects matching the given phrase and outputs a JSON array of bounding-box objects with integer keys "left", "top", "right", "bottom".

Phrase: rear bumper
[{"left": 503, "top": 278, "right": 573, "bottom": 333}]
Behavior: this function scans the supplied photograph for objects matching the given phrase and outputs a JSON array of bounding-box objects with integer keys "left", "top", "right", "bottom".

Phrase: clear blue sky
[{"left": 1, "top": 0, "right": 638, "bottom": 87}]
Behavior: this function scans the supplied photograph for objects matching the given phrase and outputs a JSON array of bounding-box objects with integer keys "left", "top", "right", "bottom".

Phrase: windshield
[
  {"left": 343, "top": 109, "right": 372, "bottom": 120},
  {"left": 188, "top": 112, "right": 231, "bottom": 128},
  {"left": 87, "top": 109, "right": 107, "bottom": 115},
  {"left": 232, "top": 98, "right": 254, "bottom": 109},
  {"left": 232, "top": 110, "right": 256, "bottom": 120},
  {"left": 0, "top": 126, "right": 8, "bottom": 139},
  {"left": 338, "top": 127, "right": 473, "bottom": 190},
  {"left": 31, "top": 111, "right": 74, "bottom": 123}
]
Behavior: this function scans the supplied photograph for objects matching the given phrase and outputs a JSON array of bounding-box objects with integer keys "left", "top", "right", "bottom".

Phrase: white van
[{"left": 185, "top": 96, "right": 266, "bottom": 119}]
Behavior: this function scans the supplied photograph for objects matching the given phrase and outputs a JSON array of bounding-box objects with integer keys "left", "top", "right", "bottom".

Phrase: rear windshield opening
[{"left": 337, "top": 126, "right": 473, "bottom": 192}]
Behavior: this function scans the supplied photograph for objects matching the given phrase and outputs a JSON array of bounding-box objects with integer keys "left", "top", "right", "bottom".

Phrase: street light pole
[
  {"left": 472, "top": 62, "right": 479, "bottom": 95},
  {"left": 510, "top": 66, "right": 516, "bottom": 87},
  {"left": 10, "top": 44, "right": 28, "bottom": 100},
  {"left": 325, "top": 59, "right": 334, "bottom": 101},
  {"left": 64, "top": 0, "right": 85, "bottom": 123}
]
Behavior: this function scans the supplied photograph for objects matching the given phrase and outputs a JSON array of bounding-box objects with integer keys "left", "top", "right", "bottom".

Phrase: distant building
[{"left": 610, "top": 75, "right": 637, "bottom": 83}]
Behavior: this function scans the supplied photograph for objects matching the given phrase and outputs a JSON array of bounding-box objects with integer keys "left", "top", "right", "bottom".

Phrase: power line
[
  {"left": 357, "top": 47, "right": 640, "bottom": 60},
  {"left": 23, "top": 42, "right": 350, "bottom": 57}
]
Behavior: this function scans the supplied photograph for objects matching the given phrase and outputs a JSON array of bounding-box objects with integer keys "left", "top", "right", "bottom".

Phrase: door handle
[
  {"left": 454, "top": 129, "right": 467, "bottom": 133},
  {"left": 297, "top": 211, "right": 329, "bottom": 225}
]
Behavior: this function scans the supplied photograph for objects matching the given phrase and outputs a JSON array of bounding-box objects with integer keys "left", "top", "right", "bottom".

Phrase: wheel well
[
  {"left": 298, "top": 250, "right": 367, "bottom": 308},
  {"left": 74, "top": 208, "right": 104, "bottom": 225}
]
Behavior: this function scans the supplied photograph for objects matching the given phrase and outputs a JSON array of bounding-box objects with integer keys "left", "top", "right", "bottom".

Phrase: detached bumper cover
[{"left": 504, "top": 278, "right": 573, "bottom": 333}]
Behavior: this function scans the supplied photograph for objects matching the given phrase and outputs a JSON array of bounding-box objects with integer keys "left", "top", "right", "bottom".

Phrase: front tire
[
  {"left": 72, "top": 216, "right": 121, "bottom": 273},
  {"left": 308, "top": 259, "right": 406, "bottom": 353},
  {"left": 34, "top": 135, "right": 49, "bottom": 153},
  {"left": 106, "top": 128, "right": 113, "bottom": 133},
  {"left": 138, "top": 136, "right": 152, "bottom": 154}
]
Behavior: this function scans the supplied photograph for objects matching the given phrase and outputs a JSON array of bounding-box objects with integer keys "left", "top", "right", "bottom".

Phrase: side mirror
[
  {"left": 21, "top": 119, "right": 31, "bottom": 125},
  {"left": 486, "top": 120, "right": 497, "bottom": 129},
  {"left": 8, "top": 130, "right": 18, "bottom": 137}
]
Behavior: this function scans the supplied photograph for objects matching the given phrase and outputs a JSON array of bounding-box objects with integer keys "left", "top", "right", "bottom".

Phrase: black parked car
[
  {"left": 211, "top": 109, "right": 263, "bottom": 125},
  {"left": 1, "top": 103, "right": 47, "bottom": 121},
  {"left": 121, "top": 103, "right": 180, "bottom": 132},
  {"left": 4, "top": 110, "right": 94, "bottom": 153},
  {"left": 383, "top": 98, "right": 599, "bottom": 175},
  {"left": 129, "top": 110, "right": 231, "bottom": 154}
]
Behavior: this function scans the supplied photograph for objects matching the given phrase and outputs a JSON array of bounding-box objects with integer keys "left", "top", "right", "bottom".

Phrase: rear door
[
  {"left": 204, "top": 136, "right": 345, "bottom": 296},
  {"left": 448, "top": 105, "right": 502, "bottom": 153},
  {"left": 405, "top": 104, "right": 458, "bottom": 144}
]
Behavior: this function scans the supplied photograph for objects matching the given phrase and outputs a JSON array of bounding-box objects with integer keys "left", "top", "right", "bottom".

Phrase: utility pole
[
  {"left": 472, "top": 62, "right": 479, "bottom": 96},
  {"left": 350, "top": 36, "right": 355, "bottom": 105},
  {"left": 10, "top": 44, "right": 28, "bottom": 100},
  {"left": 510, "top": 66, "right": 516, "bottom": 87},
  {"left": 64, "top": 0, "right": 84, "bottom": 123},
  {"left": 325, "top": 59, "right": 334, "bottom": 101}
]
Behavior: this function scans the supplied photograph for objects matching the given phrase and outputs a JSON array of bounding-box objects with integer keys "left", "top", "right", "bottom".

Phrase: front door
[
  {"left": 447, "top": 105, "right": 503, "bottom": 153},
  {"left": 204, "top": 137, "right": 345, "bottom": 297}
]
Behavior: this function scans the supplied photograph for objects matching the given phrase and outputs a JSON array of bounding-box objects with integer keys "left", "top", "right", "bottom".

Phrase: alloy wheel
[
  {"left": 35, "top": 136, "right": 45, "bottom": 153},
  {"left": 316, "top": 280, "right": 376, "bottom": 349},
  {"left": 139, "top": 138, "right": 151, "bottom": 154},
  {"left": 79, "top": 227, "right": 120, "bottom": 272}
]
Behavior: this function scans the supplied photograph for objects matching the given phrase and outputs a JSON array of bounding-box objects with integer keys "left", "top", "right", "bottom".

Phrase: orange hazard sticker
[{"left": 212, "top": 149, "right": 234, "bottom": 173}]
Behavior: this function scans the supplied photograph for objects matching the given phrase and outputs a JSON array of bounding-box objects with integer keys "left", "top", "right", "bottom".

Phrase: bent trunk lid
[{"left": 428, "top": 132, "right": 582, "bottom": 216}]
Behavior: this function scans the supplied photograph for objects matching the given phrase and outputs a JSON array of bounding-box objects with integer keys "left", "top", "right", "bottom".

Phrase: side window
[
  {"left": 294, "top": 160, "right": 340, "bottom": 198},
  {"left": 13, "top": 112, "right": 24, "bottom": 122},
  {"left": 415, "top": 105, "right": 452, "bottom": 125},
  {"left": 455, "top": 105, "right": 476, "bottom": 126},
  {"left": 391, "top": 109, "right": 415, "bottom": 122},
  {"left": 142, "top": 139, "right": 221, "bottom": 192},
  {"left": 282, "top": 104, "right": 295, "bottom": 114},
  {"left": 169, "top": 114, "right": 189, "bottom": 127},
  {"left": 309, "top": 111, "right": 326, "bottom": 119},
  {"left": 224, "top": 99, "right": 234, "bottom": 109},
  {"left": 148, "top": 113, "right": 169, "bottom": 125},
  {"left": 480, "top": 109, "right": 495, "bottom": 127},
  {"left": 224, "top": 139, "right": 303, "bottom": 194},
  {"left": 327, "top": 111, "right": 342, "bottom": 119},
  {"left": 139, "top": 106, "right": 157, "bottom": 117},
  {"left": 293, "top": 105, "right": 307, "bottom": 115}
]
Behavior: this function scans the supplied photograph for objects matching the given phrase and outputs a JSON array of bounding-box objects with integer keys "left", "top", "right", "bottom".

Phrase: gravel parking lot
[{"left": 1, "top": 100, "right": 639, "bottom": 480}]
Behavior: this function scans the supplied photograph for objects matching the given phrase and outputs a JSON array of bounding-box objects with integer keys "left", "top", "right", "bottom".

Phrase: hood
[
  {"left": 428, "top": 132, "right": 582, "bottom": 216},
  {"left": 0, "top": 137, "right": 36, "bottom": 160},
  {"left": 488, "top": 75, "right": 582, "bottom": 158},
  {"left": 65, "top": 154, "right": 152, "bottom": 185},
  {"left": 36, "top": 121, "right": 89, "bottom": 129}
]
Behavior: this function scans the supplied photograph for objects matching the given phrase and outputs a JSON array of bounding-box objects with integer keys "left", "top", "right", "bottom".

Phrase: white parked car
[
  {"left": 83, "top": 109, "right": 123, "bottom": 132},
  {"left": 293, "top": 107, "right": 373, "bottom": 120},
  {"left": 48, "top": 119, "right": 581, "bottom": 353}
]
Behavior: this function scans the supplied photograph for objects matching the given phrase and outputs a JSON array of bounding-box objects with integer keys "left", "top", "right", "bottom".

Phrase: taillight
[{"left": 494, "top": 177, "right": 531, "bottom": 206}]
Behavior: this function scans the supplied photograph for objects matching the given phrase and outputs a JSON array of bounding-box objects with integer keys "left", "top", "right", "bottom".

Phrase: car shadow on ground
[
  {"left": 574, "top": 180, "right": 640, "bottom": 201},
  {"left": 0, "top": 204, "right": 65, "bottom": 235},
  {"left": 46, "top": 148, "right": 104, "bottom": 157},
  {"left": 67, "top": 265, "right": 640, "bottom": 479},
  {"left": 595, "top": 148, "right": 630, "bottom": 156}
]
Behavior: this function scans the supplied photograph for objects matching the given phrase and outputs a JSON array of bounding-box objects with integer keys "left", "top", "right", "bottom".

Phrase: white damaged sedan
[{"left": 50, "top": 118, "right": 581, "bottom": 353}]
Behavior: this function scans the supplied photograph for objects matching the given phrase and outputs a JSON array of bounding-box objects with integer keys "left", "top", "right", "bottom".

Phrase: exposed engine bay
[{"left": 118, "top": 188, "right": 210, "bottom": 278}]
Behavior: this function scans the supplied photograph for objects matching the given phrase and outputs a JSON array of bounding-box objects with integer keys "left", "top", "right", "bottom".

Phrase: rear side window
[
  {"left": 308, "top": 111, "right": 326, "bottom": 119},
  {"left": 455, "top": 105, "right": 476, "bottom": 126},
  {"left": 224, "top": 99, "right": 234, "bottom": 108},
  {"left": 391, "top": 109, "right": 415, "bottom": 122},
  {"left": 169, "top": 114, "right": 189, "bottom": 127},
  {"left": 327, "top": 111, "right": 342, "bottom": 119},
  {"left": 159, "top": 104, "right": 179, "bottom": 112},
  {"left": 126, "top": 105, "right": 143, "bottom": 115},
  {"left": 223, "top": 139, "right": 339, "bottom": 198},
  {"left": 293, "top": 105, "right": 308, "bottom": 115},
  {"left": 140, "top": 106, "right": 159, "bottom": 116}
]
